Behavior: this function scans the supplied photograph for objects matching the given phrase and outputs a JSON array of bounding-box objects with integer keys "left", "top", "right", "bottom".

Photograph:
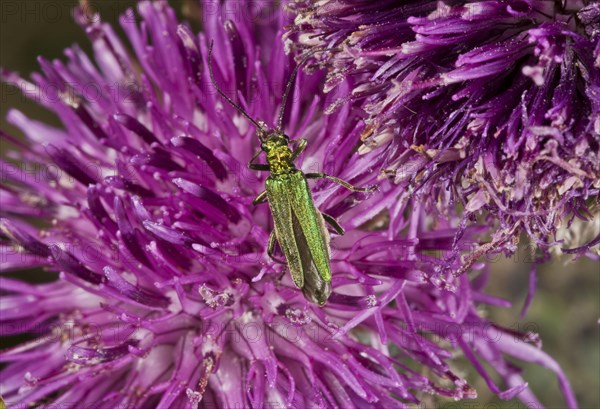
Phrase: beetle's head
[{"left": 261, "top": 132, "right": 290, "bottom": 152}]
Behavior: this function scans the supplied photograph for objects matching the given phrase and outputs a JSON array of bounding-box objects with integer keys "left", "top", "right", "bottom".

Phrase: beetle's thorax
[{"left": 262, "top": 132, "right": 296, "bottom": 176}]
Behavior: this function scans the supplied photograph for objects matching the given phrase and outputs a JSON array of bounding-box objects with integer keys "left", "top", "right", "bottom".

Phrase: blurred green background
[{"left": 1, "top": 1, "right": 598, "bottom": 408}]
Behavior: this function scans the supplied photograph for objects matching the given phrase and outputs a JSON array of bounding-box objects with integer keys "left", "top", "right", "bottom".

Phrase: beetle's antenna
[
  {"left": 208, "top": 40, "right": 266, "bottom": 135},
  {"left": 276, "top": 47, "right": 328, "bottom": 133}
]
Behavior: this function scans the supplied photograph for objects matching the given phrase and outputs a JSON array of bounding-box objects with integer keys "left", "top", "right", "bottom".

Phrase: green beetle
[{"left": 208, "top": 41, "right": 374, "bottom": 305}]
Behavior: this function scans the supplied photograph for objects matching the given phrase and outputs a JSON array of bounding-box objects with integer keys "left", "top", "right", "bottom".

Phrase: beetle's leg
[
  {"left": 249, "top": 163, "right": 270, "bottom": 171},
  {"left": 291, "top": 138, "right": 308, "bottom": 161},
  {"left": 248, "top": 149, "right": 270, "bottom": 171},
  {"left": 248, "top": 149, "right": 261, "bottom": 165},
  {"left": 267, "top": 231, "right": 286, "bottom": 264},
  {"left": 321, "top": 212, "right": 345, "bottom": 235},
  {"left": 253, "top": 191, "right": 268, "bottom": 206},
  {"left": 305, "top": 173, "right": 377, "bottom": 192}
]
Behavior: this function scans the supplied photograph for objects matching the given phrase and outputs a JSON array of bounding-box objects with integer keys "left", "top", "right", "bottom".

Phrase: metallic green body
[
  {"left": 266, "top": 170, "right": 332, "bottom": 305},
  {"left": 262, "top": 133, "right": 332, "bottom": 305}
]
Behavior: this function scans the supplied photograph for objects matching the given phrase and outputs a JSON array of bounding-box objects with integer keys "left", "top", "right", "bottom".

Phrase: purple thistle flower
[
  {"left": 0, "top": 1, "right": 579, "bottom": 408},
  {"left": 288, "top": 0, "right": 600, "bottom": 261}
]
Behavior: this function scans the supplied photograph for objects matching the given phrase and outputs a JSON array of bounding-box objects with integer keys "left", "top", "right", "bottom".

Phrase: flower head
[
  {"left": 0, "top": 1, "right": 579, "bottom": 408},
  {"left": 288, "top": 0, "right": 600, "bottom": 260}
]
